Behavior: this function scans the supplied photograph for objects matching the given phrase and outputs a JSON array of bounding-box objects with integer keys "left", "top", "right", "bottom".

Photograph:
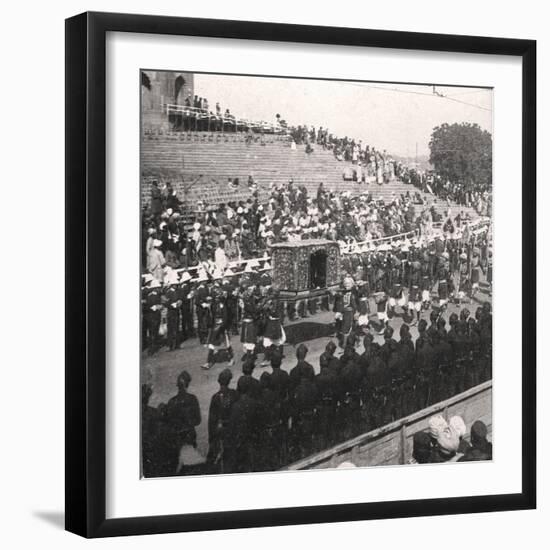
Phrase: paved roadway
[{"left": 141, "top": 282, "right": 491, "bottom": 458}]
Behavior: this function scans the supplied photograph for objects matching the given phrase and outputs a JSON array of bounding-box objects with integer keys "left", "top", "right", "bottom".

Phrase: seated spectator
[
  {"left": 449, "top": 415, "right": 472, "bottom": 454},
  {"left": 458, "top": 420, "right": 492, "bottom": 461},
  {"left": 428, "top": 414, "right": 459, "bottom": 462},
  {"left": 410, "top": 431, "right": 432, "bottom": 464}
]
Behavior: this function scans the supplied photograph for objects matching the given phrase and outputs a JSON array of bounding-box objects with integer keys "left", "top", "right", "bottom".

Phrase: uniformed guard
[
  {"left": 290, "top": 359, "right": 319, "bottom": 461},
  {"left": 179, "top": 271, "right": 195, "bottom": 341},
  {"left": 420, "top": 250, "right": 433, "bottom": 310},
  {"left": 164, "top": 270, "right": 182, "bottom": 351},
  {"left": 319, "top": 341, "right": 338, "bottom": 372},
  {"left": 388, "top": 254, "right": 406, "bottom": 318},
  {"left": 240, "top": 285, "right": 259, "bottom": 363},
  {"left": 289, "top": 343, "right": 315, "bottom": 392},
  {"left": 356, "top": 293, "right": 371, "bottom": 337},
  {"left": 269, "top": 349, "right": 290, "bottom": 463},
  {"left": 207, "top": 368, "right": 239, "bottom": 472},
  {"left": 398, "top": 323, "right": 416, "bottom": 417},
  {"left": 164, "top": 370, "right": 201, "bottom": 474},
  {"left": 465, "top": 317, "right": 481, "bottom": 389},
  {"left": 145, "top": 279, "right": 163, "bottom": 355},
  {"left": 226, "top": 375, "right": 262, "bottom": 473},
  {"left": 202, "top": 285, "right": 234, "bottom": 370},
  {"left": 141, "top": 274, "right": 154, "bottom": 351},
  {"left": 372, "top": 263, "right": 389, "bottom": 335},
  {"left": 436, "top": 254, "right": 450, "bottom": 311},
  {"left": 415, "top": 319, "right": 434, "bottom": 409},
  {"left": 407, "top": 259, "right": 422, "bottom": 326},
  {"left": 257, "top": 372, "right": 285, "bottom": 471},
  {"left": 339, "top": 345, "right": 364, "bottom": 439},
  {"left": 363, "top": 342, "right": 392, "bottom": 429},
  {"left": 195, "top": 274, "right": 212, "bottom": 344},
  {"left": 333, "top": 274, "right": 358, "bottom": 348},
  {"left": 260, "top": 295, "right": 286, "bottom": 366},
  {"left": 315, "top": 363, "right": 340, "bottom": 450}
]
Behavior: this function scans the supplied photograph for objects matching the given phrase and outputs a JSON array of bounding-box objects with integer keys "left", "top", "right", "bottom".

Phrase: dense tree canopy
[{"left": 429, "top": 123, "right": 492, "bottom": 190}]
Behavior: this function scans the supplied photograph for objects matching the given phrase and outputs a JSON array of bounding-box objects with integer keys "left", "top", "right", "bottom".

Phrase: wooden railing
[
  {"left": 162, "top": 103, "right": 286, "bottom": 134},
  {"left": 284, "top": 380, "right": 492, "bottom": 471}
]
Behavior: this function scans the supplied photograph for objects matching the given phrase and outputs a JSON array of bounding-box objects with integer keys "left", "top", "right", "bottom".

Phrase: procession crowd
[
  {"left": 142, "top": 296, "right": 492, "bottom": 476},
  {"left": 143, "top": 177, "right": 477, "bottom": 281},
  {"left": 141, "top": 202, "right": 492, "bottom": 475},
  {"left": 142, "top": 99, "right": 493, "bottom": 476}
]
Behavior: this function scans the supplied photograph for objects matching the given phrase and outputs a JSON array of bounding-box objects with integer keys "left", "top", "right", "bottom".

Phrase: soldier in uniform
[
  {"left": 339, "top": 345, "right": 363, "bottom": 439},
  {"left": 164, "top": 370, "right": 201, "bottom": 475},
  {"left": 363, "top": 342, "right": 392, "bottom": 429},
  {"left": 226, "top": 375, "right": 262, "bottom": 473},
  {"left": 319, "top": 341, "right": 338, "bottom": 372},
  {"left": 398, "top": 323, "right": 416, "bottom": 417},
  {"left": 145, "top": 279, "right": 163, "bottom": 355},
  {"left": 202, "top": 285, "right": 234, "bottom": 370},
  {"left": 207, "top": 368, "right": 239, "bottom": 472},
  {"left": 240, "top": 285, "right": 259, "bottom": 363},
  {"left": 290, "top": 359, "right": 319, "bottom": 460},
  {"left": 179, "top": 271, "right": 195, "bottom": 341},
  {"left": 257, "top": 372, "right": 285, "bottom": 471},
  {"left": 407, "top": 259, "right": 422, "bottom": 326},
  {"left": 450, "top": 319, "right": 469, "bottom": 396},
  {"left": 269, "top": 348, "right": 290, "bottom": 463},
  {"left": 373, "top": 265, "right": 389, "bottom": 335},
  {"left": 466, "top": 317, "right": 481, "bottom": 389},
  {"left": 141, "top": 274, "right": 154, "bottom": 351},
  {"left": 289, "top": 343, "right": 316, "bottom": 392},
  {"left": 420, "top": 251, "right": 433, "bottom": 310},
  {"left": 333, "top": 274, "right": 358, "bottom": 348},
  {"left": 222, "top": 276, "right": 240, "bottom": 336},
  {"left": 430, "top": 322, "right": 452, "bottom": 403},
  {"left": 415, "top": 319, "right": 434, "bottom": 409},
  {"left": 164, "top": 271, "right": 182, "bottom": 351},
  {"left": 195, "top": 275, "right": 212, "bottom": 345},
  {"left": 388, "top": 254, "right": 406, "bottom": 319},
  {"left": 357, "top": 295, "right": 370, "bottom": 336},
  {"left": 141, "top": 384, "right": 160, "bottom": 477},
  {"left": 315, "top": 361, "right": 340, "bottom": 450},
  {"left": 470, "top": 246, "right": 481, "bottom": 302},
  {"left": 260, "top": 295, "right": 286, "bottom": 367},
  {"left": 436, "top": 253, "right": 450, "bottom": 311}
]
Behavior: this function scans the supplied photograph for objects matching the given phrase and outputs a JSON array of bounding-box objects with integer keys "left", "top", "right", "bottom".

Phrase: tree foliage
[{"left": 429, "top": 123, "right": 492, "bottom": 189}]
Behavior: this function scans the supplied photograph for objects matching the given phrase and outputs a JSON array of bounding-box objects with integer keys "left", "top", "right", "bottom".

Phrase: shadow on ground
[{"left": 33, "top": 511, "right": 65, "bottom": 530}]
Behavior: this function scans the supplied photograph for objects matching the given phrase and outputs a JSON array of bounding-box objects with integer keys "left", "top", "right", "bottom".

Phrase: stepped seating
[{"left": 141, "top": 132, "right": 479, "bottom": 220}]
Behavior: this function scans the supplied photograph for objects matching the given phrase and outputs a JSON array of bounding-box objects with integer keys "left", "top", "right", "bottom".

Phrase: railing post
[{"left": 400, "top": 425, "right": 407, "bottom": 465}]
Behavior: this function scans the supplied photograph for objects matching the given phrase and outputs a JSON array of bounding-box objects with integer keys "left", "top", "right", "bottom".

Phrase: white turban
[
  {"left": 449, "top": 416, "right": 467, "bottom": 439},
  {"left": 428, "top": 414, "right": 448, "bottom": 439}
]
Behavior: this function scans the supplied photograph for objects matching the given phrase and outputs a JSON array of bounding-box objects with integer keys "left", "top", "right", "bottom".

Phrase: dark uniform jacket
[{"left": 165, "top": 390, "right": 201, "bottom": 447}]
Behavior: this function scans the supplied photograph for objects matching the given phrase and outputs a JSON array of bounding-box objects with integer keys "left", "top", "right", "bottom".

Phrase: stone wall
[{"left": 141, "top": 70, "right": 195, "bottom": 130}]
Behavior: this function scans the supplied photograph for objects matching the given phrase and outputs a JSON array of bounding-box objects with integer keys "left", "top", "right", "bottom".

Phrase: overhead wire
[{"left": 344, "top": 81, "right": 492, "bottom": 112}]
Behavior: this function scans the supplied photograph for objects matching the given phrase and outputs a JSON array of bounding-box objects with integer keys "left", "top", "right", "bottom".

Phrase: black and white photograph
[{"left": 140, "top": 70, "right": 493, "bottom": 477}]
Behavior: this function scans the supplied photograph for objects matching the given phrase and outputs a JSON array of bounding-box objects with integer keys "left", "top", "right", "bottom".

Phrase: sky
[{"left": 194, "top": 72, "right": 493, "bottom": 158}]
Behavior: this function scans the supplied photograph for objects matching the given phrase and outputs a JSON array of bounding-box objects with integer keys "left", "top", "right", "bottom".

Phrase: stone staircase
[{"left": 141, "top": 131, "right": 479, "bottom": 220}]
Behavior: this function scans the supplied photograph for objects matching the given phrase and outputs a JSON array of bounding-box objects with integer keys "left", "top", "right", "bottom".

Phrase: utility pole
[{"left": 415, "top": 142, "right": 418, "bottom": 167}]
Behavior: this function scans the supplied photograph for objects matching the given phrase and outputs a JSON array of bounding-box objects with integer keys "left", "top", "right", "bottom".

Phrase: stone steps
[{"left": 141, "top": 133, "right": 479, "bottom": 219}]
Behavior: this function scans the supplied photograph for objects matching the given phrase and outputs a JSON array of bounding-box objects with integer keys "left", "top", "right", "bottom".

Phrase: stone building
[{"left": 141, "top": 70, "right": 194, "bottom": 130}]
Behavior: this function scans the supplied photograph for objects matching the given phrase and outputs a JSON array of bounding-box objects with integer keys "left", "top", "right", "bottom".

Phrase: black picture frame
[{"left": 65, "top": 11, "right": 536, "bottom": 538}]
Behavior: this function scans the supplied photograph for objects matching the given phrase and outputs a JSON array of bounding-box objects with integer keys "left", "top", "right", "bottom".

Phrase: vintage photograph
[{"left": 140, "top": 70, "right": 493, "bottom": 478}]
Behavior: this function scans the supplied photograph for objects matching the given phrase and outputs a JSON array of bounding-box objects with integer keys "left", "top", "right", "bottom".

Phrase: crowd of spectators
[
  {"left": 411, "top": 415, "right": 492, "bottom": 464},
  {"left": 398, "top": 167, "right": 491, "bottom": 217},
  {"left": 168, "top": 94, "right": 285, "bottom": 134},
  {"left": 142, "top": 179, "right": 459, "bottom": 277},
  {"left": 288, "top": 125, "right": 397, "bottom": 184}
]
